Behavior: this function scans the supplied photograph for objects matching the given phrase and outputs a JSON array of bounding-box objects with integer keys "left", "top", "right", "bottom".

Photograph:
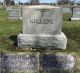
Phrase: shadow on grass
[
  {"left": 9, "top": 35, "right": 18, "bottom": 47},
  {"left": 63, "top": 13, "right": 72, "bottom": 21}
]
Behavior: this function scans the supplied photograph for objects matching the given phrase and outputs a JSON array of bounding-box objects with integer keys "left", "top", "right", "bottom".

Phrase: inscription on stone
[
  {"left": 30, "top": 18, "right": 54, "bottom": 24},
  {"left": 1, "top": 53, "right": 39, "bottom": 73},
  {"left": 40, "top": 54, "right": 75, "bottom": 73},
  {"left": 29, "top": 9, "right": 53, "bottom": 24},
  {"left": 23, "top": 6, "right": 62, "bottom": 34}
]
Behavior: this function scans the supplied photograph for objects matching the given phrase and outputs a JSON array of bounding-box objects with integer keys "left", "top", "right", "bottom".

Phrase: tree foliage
[
  {"left": 57, "top": 0, "right": 72, "bottom": 5},
  {"left": 30, "top": 0, "right": 40, "bottom": 5},
  {"left": 5, "top": 0, "right": 15, "bottom": 5}
]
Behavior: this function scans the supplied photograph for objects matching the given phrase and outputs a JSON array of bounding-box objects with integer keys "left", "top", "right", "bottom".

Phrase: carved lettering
[{"left": 30, "top": 19, "right": 53, "bottom": 24}]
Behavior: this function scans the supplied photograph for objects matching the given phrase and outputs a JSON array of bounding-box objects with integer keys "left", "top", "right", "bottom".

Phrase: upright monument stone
[
  {"left": 18, "top": 5, "right": 67, "bottom": 49},
  {"left": 71, "top": 8, "right": 80, "bottom": 20}
]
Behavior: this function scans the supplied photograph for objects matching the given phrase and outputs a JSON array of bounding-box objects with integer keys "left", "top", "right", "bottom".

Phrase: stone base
[
  {"left": 71, "top": 18, "right": 80, "bottom": 21},
  {"left": 17, "top": 32, "right": 67, "bottom": 49}
]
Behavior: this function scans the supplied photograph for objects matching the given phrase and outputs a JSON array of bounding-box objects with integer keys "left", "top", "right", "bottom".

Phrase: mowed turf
[
  {"left": 0, "top": 9, "right": 22, "bottom": 51},
  {"left": 0, "top": 7, "right": 80, "bottom": 73},
  {"left": 0, "top": 9, "right": 80, "bottom": 52},
  {"left": 62, "top": 13, "right": 80, "bottom": 52}
]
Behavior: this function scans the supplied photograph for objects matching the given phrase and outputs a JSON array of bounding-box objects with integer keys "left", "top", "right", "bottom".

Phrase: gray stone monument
[
  {"left": 7, "top": 9, "right": 22, "bottom": 20},
  {"left": 1, "top": 52, "right": 39, "bottom": 73},
  {"left": 63, "top": 8, "right": 71, "bottom": 13},
  {"left": 71, "top": 8, "right": 80, "bottom": 20},
  {"left": 40, "top": 53, "right": 75, "bottom": 73},
  {"left": 18, "top": 5, "right": 67, "bottom": 49}
]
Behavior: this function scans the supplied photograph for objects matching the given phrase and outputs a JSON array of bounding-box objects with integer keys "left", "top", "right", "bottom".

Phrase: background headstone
[
  {"left": 71, "top": 8, "right": 80, "bottom": 20},
  {"left": 18, "top": 5, "right": 67, "bottom": 49},
  {"left": 62, "top": 8, "right": 71, "bottom": 13},
  {"left": 40, "top": 53, "right": 75, "bottom": 73},
  {"left": 7, "top": 9, "right": 21, "bottom": 20}
]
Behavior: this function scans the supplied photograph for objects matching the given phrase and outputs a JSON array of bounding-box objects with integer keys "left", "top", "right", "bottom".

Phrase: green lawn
[
  {"left": 62, "top": 13, "right": 80, "bottom": 52},
  {"left": 0, "top": 8, "right": 80, "bottom": 73},
  {"left": 0, "top": 10, "right": 80, "bottom": 52},
  {"left": 0, "top": 9, "right": 22, "bottom": 51}
]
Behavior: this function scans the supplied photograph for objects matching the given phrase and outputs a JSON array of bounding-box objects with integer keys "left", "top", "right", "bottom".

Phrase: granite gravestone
[
  {"left": 7, "top": 9, "right": 21, "bottom": 20},
  {"left": 71, "top": 8, "right": 80, "bottom": 20},
  {"left": 40, "top": 53, "right": 75, "bottom": 73},
  {"left": 1, "top": 52, "right": 39, "bottom": 73},
  {"left": 18, "top": 5, "right": 67, "bottom": 49}
]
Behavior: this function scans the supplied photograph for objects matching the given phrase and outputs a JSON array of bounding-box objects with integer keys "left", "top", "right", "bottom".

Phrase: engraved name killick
[
  {"left": 30, "top": 9, "right": 53, "bottom": 24},
  {"left": 30, "top": 19, "right": 53, "bottom": 24}
]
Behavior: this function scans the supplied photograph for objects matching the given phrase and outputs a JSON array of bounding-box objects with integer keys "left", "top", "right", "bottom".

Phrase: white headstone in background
[
  {"left": 18, "top": 5, "right": 67, "bottom": 49},
  {"left": 7, "top": 9, "right": 21, "bottom": 20},
  {"left": 71, "top": 8, "right": 80, "bottom": 20},
  {"left": 63, "top": 8, "right": 71, "bottom": 13}
]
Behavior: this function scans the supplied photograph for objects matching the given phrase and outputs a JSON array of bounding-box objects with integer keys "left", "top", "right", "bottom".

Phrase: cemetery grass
[
  {"left": 0, "top": 9, "right": 80, "bottom": 73},
  {"left": 0, "top": 10, "right": 80, "bottom": 53},
  {"left": 0, "top": 9, "right": 22, "bottom": 52}
]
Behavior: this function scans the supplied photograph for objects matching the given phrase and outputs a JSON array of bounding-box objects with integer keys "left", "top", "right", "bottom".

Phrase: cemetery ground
[{"left": 0, "top": 9, "right": 80, "bottom": 73}]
